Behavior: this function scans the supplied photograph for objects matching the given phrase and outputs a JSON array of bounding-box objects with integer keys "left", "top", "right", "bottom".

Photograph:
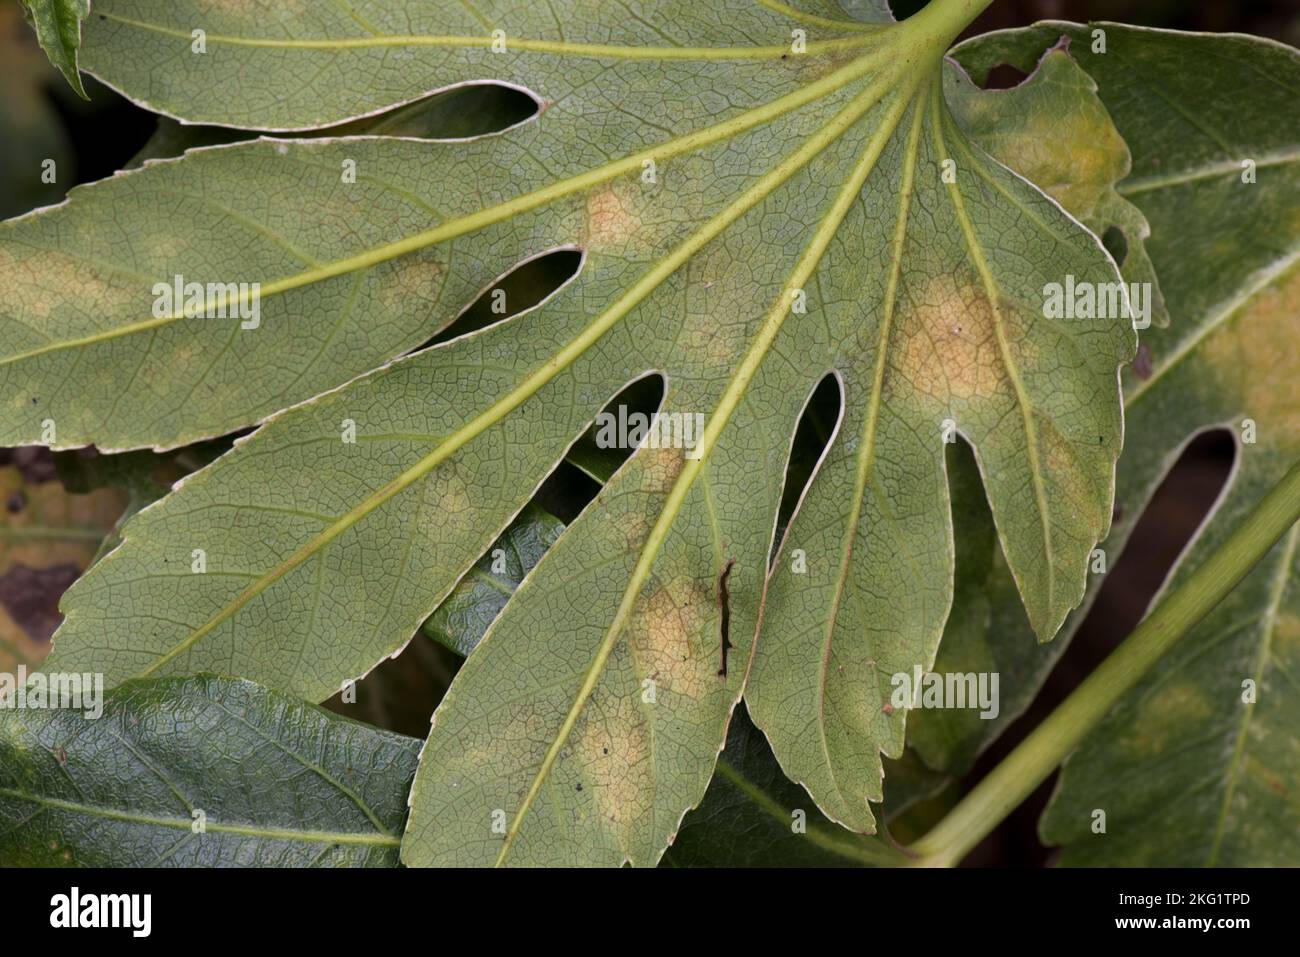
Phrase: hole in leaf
[
  {"left": 128, "top": 84, "right": 545, "bottom": 173},
  {"left": 564, "top": 374, "right": 667, "bottom": 508},
  {"left": 322, "top": 630, "right": 461, "bottom": 738},
  {"left": 1077, "top": 428, "right": 1237, "bottom": 654},
  {"left": 981, "top": 63, "right": 1031, "bottom": 90},
  {"left": 418, "top": 247, "right": 583, "bottom": 350},
  {"left": 773, "top": 372, "right": 844, "bottom": 559},
  {"left": 345, "top": 82, "right": 541, "bottom": 140},
  {"left": 888, "top": 0, "right": 928, "bottom": 20},
  {"left": 1102, "top": 225, "right": 1128, "bottom": 268}
]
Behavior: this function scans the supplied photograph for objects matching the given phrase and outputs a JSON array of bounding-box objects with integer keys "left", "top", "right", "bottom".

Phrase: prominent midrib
[
  {"left": 1117, "top": 148, "right": 1300, "bottom": 197},
  {"left": 494, "top": 72, "right": 919, "bottom": 867},
  {"left": 134, "top": 56, "right": 891, "bottom": 683},
  {"left": 1, "top": 42, "right": 888, "bottom": 369},
  {"left": 0, "top": 787, "right": 400, "bottom": 847},
  {"left": 96, "top": 10, "right": 872, "bottom": 59},
  {"left": 754, "top": 0, "right": 881, "bottom": 34},
  {"left": 812, "top": 84, "right": 927, "bottom": 821},
  {"left": 932, "top": 85, "right": 1059, "bottom": 623}
]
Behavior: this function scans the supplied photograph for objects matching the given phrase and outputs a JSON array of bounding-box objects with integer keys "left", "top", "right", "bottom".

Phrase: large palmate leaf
[
  {"left": 30, "top": 1, "right": 1135, "bottom": 865},
  {"left": 945, "top": 24, "right": 1300, "bottom": 865},
  {"left": 0, "top": 675, "right": 419, "bottom": 866}
]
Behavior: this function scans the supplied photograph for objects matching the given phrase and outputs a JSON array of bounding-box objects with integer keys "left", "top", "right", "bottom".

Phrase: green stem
[
  {"left": 900, "top": 0, "right": 995, "bottom": 57},
  {"left": 906, "top": 458, "right": 1300, "bottom": 867}
]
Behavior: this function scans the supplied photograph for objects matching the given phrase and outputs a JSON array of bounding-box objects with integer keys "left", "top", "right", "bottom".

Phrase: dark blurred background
[{"left": 1, "top": 0, "right": 1295, "bottom": 866}]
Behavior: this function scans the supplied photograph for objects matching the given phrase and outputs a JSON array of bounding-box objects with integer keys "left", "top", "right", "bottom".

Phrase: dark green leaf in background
[
  {"left": 663, "top": 704, "right": 905, "bottom": 867},
  {"left": 422, "top": 504, "right": 564, "bottom": 658},
  {"left": 0, "top": 675, "right": 419, "bottom": 866}
]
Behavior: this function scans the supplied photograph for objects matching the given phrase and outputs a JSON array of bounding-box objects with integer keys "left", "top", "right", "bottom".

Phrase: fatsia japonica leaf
[
  {"left": 0, "top": 675, "right": 419, "bottom": 866},
  {"left": 950, "top": 24, "right": 1300, "bottom": 865},
  {"left": 34, "top": 0, "right": 1135, "bottom": 865},
  {"left": 19, "top": 0, "right": 89, "bottom": 99},
  {"left": 1, "top": 2, "right": 893, "bottom": 451}
]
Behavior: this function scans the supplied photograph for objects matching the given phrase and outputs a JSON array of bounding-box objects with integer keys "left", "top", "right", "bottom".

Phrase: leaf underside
[
  {"left": 0, "top": 675, "right": 419, "bottom": 866},
  {"left": 11, "top": 2, "right": 1137, "bottom": 865}
]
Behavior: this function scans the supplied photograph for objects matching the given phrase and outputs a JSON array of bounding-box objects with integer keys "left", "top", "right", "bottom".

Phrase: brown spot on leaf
[
  {"left": 895, "top": 276, "right": 1006, "bottom": 401},
  {"left": 377, "top": 250, "right": 444, "bottom": 311},
  {"left": 572, "top": 693, "right": 652, "bottom": 828},
  {"left": 639, "top": 446, "right": 684, "bottom": 491},
  {"left": 586, "top": 185, "right": 640, "bottom": 249},
  {"left": 629, "top": 576, "right": 711, "bottom": 701}
]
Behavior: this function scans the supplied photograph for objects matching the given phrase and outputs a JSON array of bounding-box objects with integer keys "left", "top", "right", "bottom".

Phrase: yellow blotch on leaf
[
  {"left": 1201, "top": 265, "right": 1300, "bottom": 452},
  {"left": 377, "top": 251, "right": 444, "bottom": 311},
  {"left": 1121, "top": 681, "right": 1214, "bottom": 758},
  {"left": 894, "top": 275, "right": 1006, "bottom": 401},
  {"left": 628, "top": 574, "right": 712, "bottom": 702},
  {"left": 572, "top": 690, "right": 653, "bottom": 829},
  {"left": 639, "top": 446, "right": 685, "bottom": 492},
  {"left": 585, "top": 185, "right": 641, "bottom": 249}
]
